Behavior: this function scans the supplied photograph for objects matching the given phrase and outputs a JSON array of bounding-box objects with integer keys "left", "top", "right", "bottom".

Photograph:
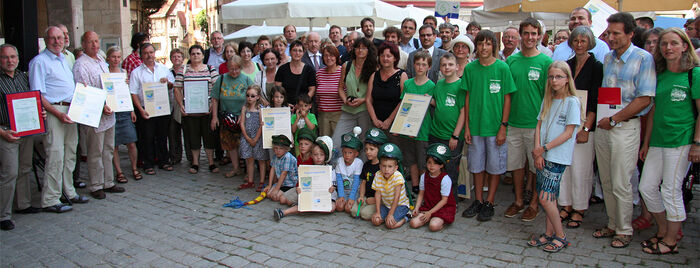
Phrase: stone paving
[{"left": 1, "top": 152, "right": 699, "bottom": 267}]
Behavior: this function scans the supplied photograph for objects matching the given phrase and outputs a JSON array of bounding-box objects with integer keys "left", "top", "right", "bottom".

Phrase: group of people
[{"left": 0, "top": 6, "right": 697, "bottom": 257}]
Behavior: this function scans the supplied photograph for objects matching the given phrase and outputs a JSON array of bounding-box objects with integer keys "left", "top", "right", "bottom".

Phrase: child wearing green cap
[
  {"left": 353, "top": 128, "right": 388, "bottom": 220},
  {"left": 371, "top": 143, "right": 410, "bottom": 229},
  {"left": 336, "top": 132, "right": 364, "bottom": 213},
  {"left": 295, "top": 127, "right": 317, "bottom": 167},
  {"left": 410, "top": 143, "right": 457, "bottom": 231},
  {"left": 264, "top": 135, "right": 298, "bottom": 206}
]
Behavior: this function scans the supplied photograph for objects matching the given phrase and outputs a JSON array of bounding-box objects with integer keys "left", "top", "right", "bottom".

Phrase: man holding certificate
[
  {"left": 29, "top": 26, "right": 89, "bottom": 213},
  {"left": 0, "top": 44, "right": 42, "bottom": 230},
  {"left": 129, "top": 43, "right": 174, "bottom": 176},
  {"left": 72, "top": 31, "right": 125, "bottom": 199},
  {"left": 592, "top": 13, "right": 656, "bottom": 249}
]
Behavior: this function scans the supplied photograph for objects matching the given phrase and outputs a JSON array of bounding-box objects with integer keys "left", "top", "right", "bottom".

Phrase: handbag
[{"left": 216, "top": 73, "right": 241, "bottom": 132}]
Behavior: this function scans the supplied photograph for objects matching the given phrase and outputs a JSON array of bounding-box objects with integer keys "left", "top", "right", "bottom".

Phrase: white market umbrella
[
  {"left": 223, "top": 23, "right": 330, "bottom": 43},
  {"left": 221, "top": 0, "right": 407, "bottom": 29}
]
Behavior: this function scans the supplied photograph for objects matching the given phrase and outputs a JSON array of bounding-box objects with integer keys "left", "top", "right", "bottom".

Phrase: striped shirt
[
  {"left": 315, "top": 67, "right": 343, "bottom": 112},
  {"left": 371, "top": 170, "right": 410, "bottom": 207},
  {"left": 602, "top": 44, "right": 656, "bottom": 116},
  {"left": 174, "top": 65, "right": 219, "bottom": 107},
  {"left": 0, "top": 71, "right": 30, "bottom": 126}
]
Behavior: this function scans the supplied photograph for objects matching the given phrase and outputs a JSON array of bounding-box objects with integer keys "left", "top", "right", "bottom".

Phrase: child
[
  {"left": 352, "top": 128, "right": 388, "bottom": 220},
  {"left": 400, "top": 51, "right": 435, "bottom": 194},
  {"left": 266, "top": 86, "right": 288, "bottom": 162},
  {"left": 296, "top": 127, "right": 316, "bottom": 166},
  {"left": 428, "top": 53, "right": 465, "bottom": 187},
  {"left": 238, "top": 85, "right": 269, "bottom": 190},
  {"left": 274, "top": 136, "right": 336, "bottom": 220},
  {"left": 371, "top": 143, "right": 410, "bottom": 229},
  {"left": 527, "top": 62, "right": 581, "bottom": 253},
  {"left": 335, "top": 131, "right": 364, "bottom": 213},
  {"left": 291, "top": 94, "right": 317, "bottom": 153},
  {"left": 461, "top": 30, "right": 517, "bottom": 222},
  {"left": 263, "top": 135, "right": 298, "bottom": 206},
  {"left": 410, "top": 143, "right": 457, "bottom": 231}
]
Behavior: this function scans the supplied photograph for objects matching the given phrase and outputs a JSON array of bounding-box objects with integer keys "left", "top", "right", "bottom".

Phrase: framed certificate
[
  {"left": 5, "top": 90, "right": 45, "bottom": 137},
  {"left": 390, "top": 93, "right": 432, "bottom": 137},
  {"left": 142, "top": 82, "right": 171, "bottom": 117},
  {"left": 184, "top": 80, "right": 209, "bottom": 114},
  {"left": 101, "top": 73, "right": 133, "bottom": 112},
  {"left": 298, "top": 165, "right": 333, "bottom": 212},
  {"left": 261, "top": 107, "right": 292, "bottom": 149},
  {"left": 68, "top": 83, "right": 108, "bottom": 128}
]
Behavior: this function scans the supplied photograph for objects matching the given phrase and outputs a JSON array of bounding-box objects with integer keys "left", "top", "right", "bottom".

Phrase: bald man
[{"left": 301, "top": 32, "right": 325, "bottom": 71}]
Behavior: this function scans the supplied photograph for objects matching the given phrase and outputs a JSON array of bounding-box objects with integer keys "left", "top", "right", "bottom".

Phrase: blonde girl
[{"left": 239, "top": 85, "right": 269, "bottom": 191}]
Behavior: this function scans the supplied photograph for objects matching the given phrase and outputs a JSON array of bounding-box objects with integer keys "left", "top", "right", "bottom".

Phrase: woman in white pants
[{"left": 639, "top": 28, "right": 700, "bottom": 255}]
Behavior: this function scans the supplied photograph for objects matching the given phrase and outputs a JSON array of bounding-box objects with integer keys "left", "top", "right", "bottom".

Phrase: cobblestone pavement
[{"left": 1, "top": 152, "right": 698, "bottom": 267}]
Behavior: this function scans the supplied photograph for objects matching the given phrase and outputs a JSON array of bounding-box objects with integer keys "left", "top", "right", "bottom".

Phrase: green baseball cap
[
  {"left": 272, "top": 135, "right": 292, "bottom": 147},
  {"left": 364, "top": 128, "right": 388, "bottom": 145},
  {"left": 296, "top": 127, "right": 317, "bottom": 143},
  {"left": 341, "top": 132, "right": 363, "bottom": 151},
  {"left": 426, "top": 143, "right": 451, "bottom": 164},
  {"left": 378, "top": 143, "right": 402, "bottom": 161}
]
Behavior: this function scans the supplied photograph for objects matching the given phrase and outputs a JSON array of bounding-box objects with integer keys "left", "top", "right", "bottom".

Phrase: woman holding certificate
[
  {"left": 174, "top": 45, "right": 219, "bottom": 174},
  {"left": 366, "top": 42, "right": 407, "bottom": 134}
]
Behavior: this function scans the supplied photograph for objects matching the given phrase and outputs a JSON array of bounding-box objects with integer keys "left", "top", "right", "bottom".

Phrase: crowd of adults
[{"left": 0, "top": 7, "right": 697, "bottom": 256}]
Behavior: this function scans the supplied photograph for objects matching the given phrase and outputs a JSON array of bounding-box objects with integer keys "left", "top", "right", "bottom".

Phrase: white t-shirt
[
  {"left": 336, "top": 158, "right": 363, "bottom": 193},
  {"left": 419, "top": 173, "right": 452, "bottom": 196}
]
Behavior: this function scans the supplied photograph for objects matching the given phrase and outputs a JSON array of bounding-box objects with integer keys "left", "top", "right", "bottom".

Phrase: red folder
[
  {"left": 598, "top": 87, "right": 621, "bottom": 105},
  {"left": 5, "top": 90, "right": 45, "bottom": 137}
]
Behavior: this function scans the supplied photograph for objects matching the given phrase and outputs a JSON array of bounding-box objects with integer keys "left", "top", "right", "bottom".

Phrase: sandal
[
  {"left": 543, "top": 235, "right": 569, "bottom": 253},
  {"left": 159, "top": 163, "right": 174, "bottom": 171},
  {"left": 589, "top": 196, "right": 603, "bottom": 204},
  {"left": 528, "top": 233, "right": 552, "bottom": 247},
  {"left": 592, "top": 227, "right": 615, "bottom": 238},
  {"left": 256, "top": 183, "right": 263, "bottom": 192},
  {"left": 643, "top": 240, "right": 679, "bottom": 255},
  {"left": 209, "top": 165, "right": 219, "bottom": 173},
  {"left": 566, "top": 210, "right": 584, "bottom": 229},
  {"left": 641, "top": 235, "right": 663, "bottom": 248},
  {"left": 115, "top": 173, "right": 128, "bottom": 183},
  {"left": 238, "top": 182, "right": 255, "bottom": 190},
  {"left": 144, "top": 168, "right": 156, "bottom": 175},
  {"left": 189, "top": 165, "right": 199, "bottom": 174},
  {"left": 611, "top": 234, "right": 632, "bottom": 248},
  {"left": 132, "top": 169, "right": 143, "bottom": 180},
  {"left": 224, "top": 170, "right": 236, "bottom": 178},
  {"left": 632, "top": 215, "right": 653, "bottom": 231},
  {"left": 559, "top": 208, "right": 572, "bottom": 222}
]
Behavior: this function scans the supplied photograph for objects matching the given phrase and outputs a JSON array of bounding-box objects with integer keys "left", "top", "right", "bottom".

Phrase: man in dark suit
[
  {"left": 406, "top": 25, "right": 447, "bottom": 82},
  {"left": 301, "top": 32, "right": 325, "bottom": 71}
]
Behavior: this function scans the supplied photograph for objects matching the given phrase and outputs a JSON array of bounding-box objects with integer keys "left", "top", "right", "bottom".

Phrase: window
[
  {"left": 170, "top": 19, "right": 176, "bottom": 29},
  {"left": 170, "top": 37, "right": 178, "bottom": 50}
]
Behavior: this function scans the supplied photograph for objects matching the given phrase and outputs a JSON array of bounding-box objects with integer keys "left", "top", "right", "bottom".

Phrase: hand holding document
[
  {"left": 142, "top": 82, "right": 171, "bottom": 118},
  {"left": 68, "top": 83, "right": 107, "bottom": 128},
  {"left": 184, "top": 80, "right": 209, "bottom": 114},
  {"left": 298, "top": 165, "right": 333, "bottom": 212},
  {"left": 597, "top": 87, "right": 622, "bottom": 126},
  {"left": 5, "top": 90, "right": 45, "bottom": 137},
  {"left": 101, "top": 73, "right": 133, "bottom": 112},
  {"left": 390, "top": 93, "right": 432, "bottom": 137},
  {"left": 261, "top": 107, "right": 292, "bottom": 148}
]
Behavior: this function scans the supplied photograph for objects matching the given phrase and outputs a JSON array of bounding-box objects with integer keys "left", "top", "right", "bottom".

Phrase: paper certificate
[
  {"left": 298, "top": 165, "right": 333, "bottom": 212},
  {"left": 100, "top": 73, "right": 133, "bottom": 112},
  {"left": 184, "top": 80, "right": 209, "bottom": 114},
  {"left": 5, "top": 91, "right": 45, "bottom": 137},
  {"left": 596, "top": 87, "right": 622, "bottom": 125},
  {"left": 142, "top": 82, "right": 171, "bottom": 117},
  {"left": 261, "top": 107, "right": 292, "bottom": 149},
  {"left": 390, "top": 93, "right": 432, "bottom": 137},
  {"left": 68, "top": 83, "right": 107, "bottom": 128}
]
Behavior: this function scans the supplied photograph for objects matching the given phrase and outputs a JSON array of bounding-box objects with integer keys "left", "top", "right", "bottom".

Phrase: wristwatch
[
  {"left": 609, "top": 117, "right": 618, "bottom": 127},
  {"left": 451, "top": 135, "right": 459, "bottom": 140},
  {"left": 501, "top": 122, "right": 509, "bottom": 127},
  {"left": 543, "top": 144, "right": 549, "bottom": 152},
  {"left": 693, "top": 141, "right": 700, "bottom": 146},
  {"left": 583, "top": 126, "right": 591, "bottom": 132}
]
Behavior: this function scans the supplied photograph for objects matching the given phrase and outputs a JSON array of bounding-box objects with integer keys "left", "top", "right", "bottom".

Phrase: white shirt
[
  {"left": 129, "top": 63, "right": 173, "bottom": 107},
  {"left": 29, "top": 49, "right": 76, "bottom": 103},
  {"left": 422, "top": 45, "right": 435, "bottom": 56},
  {"left": 552, "top": 38, "right": 610, "bottom": 62},
  {"left": 419, "top": 173, "right": 452, "bottom": 196},
  {"left": 307, "top": 51, "right": 322, "bottom": 69}
]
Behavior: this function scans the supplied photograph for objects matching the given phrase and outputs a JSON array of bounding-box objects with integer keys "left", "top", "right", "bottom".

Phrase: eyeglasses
[
  {"left": 548, "top": 75, "right": 567, "bottom": 80},
  {"left": 555, "top": 36, "right": 569, "bottom": 41},
  {"left": 247, "top": 94, "right": 258, "bottom": 98}
]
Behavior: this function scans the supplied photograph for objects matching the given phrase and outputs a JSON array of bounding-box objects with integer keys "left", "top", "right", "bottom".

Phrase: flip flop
[{"left": 144, "top": 168, "right": 156, "bottom": 175}]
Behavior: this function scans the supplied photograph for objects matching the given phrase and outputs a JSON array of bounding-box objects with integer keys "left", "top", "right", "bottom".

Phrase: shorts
[
  {"left": 467, "top": 136, "right": 507, "bottom": 174},
  {"left": 283, "top": 188, "right": 298, "bottom": 205},
  {"left": 220, "top": 128, "right": 241, "bottom": 151},
  {"left": 536, "top": 160, "right": 567, "bottom": 201},
  {"left": 397, "top": 137, "right": 427, "bottom": 170},
  {"left": 506, "top": 126, "right": 536, "bottom": 173},
  {"left": 379, "top": 204, "right": 410, "bottom": 221}
]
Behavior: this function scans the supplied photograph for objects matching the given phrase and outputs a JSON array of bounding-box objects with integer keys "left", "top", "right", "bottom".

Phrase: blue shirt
[
  {"left": 29, "top": 49, "right": 75, "bottom": 103},
  {"left": 602, "top": 44, "right": 656, "bottom": 116},
  {"left": 552, "top": 38, "right": 610, "bottom": 62},
  {"left": 399, "top": 37, "right": 419, "bottom": 54},
  {"left": 537, "top": 96, "right": 581, "bottom": 165},
  {"left": 273, "top": 151, "right": 298, "bottom": 187}
]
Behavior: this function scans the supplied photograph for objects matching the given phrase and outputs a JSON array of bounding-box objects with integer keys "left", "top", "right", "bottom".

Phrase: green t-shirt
[
  {"left": 430, "top": 78, "right": 465, "bottom": 140},
  {"left": 650, "top": 68, "right": 700, "bottom": 148},
  {"left": 291, "top": 113, "right": 318, "bottom": 150},
  {"left": 211, "top": 74, "right": 254, "bottom": 116},
  {"left": 341, "top": 62, "right": 368, "bottom": 114},
  {"left": 506, "top": 52, "right": 552, "bottom": 128},
  {"left": 461, "top": 59, "right": 517, "bottom": 137},
  {"left": 401, "top": 78, "right": 435, "bottom": 141}
]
